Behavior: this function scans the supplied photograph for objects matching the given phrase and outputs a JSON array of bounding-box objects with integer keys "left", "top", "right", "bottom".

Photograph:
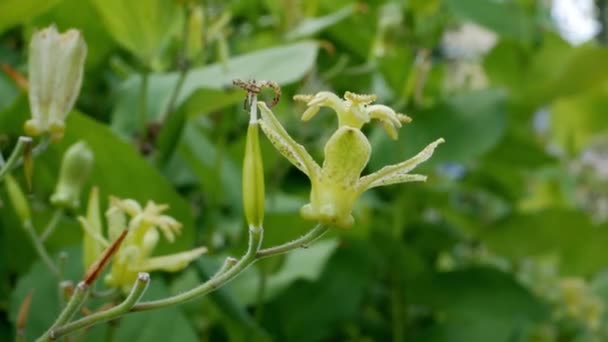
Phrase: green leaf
[
  {"left": 111, "top": 41, "right": 319, "bottom": 138},
  {"left": 550, "top": 88, "right": 608, "bottom": 154},
  {"left": 409, "top": 267, "right": 549, "bottom": 341},
  {"left": 0, "top": 0, "right": 63, "bottom": 34},
  {"left": 90, "top": 0, "right": 181, "bottom": 66},
  {"left": 31, "top": 0, "right": 116, "bottom": 69},
  {"left": 369, "top": 89, "right": 506, "bottom": 168},
  {"left": 445, "top": 0, "right": 535, "bottom": 42},
  {"left": 264, "top": 239, "right": 371, "bottom": 342},
  {"left": 482, "top": 210, "right": 608, "bottom": 275},
  {"left": 285, "top": 5, "right": 355, "bottom": 40}
]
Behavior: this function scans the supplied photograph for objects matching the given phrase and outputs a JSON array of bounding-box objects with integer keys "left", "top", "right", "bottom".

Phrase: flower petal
[
  {"left": 358, "top": 138, "right": 444, "bottom": 191},
  {"left": 258, "top": 101, "right": 320, "bottom": 177},
  {"left": 132, "top": 247, "right": 207, "bottom": 272}
]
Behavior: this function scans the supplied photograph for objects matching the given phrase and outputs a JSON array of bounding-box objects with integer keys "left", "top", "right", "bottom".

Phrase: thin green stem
[
  {"left": 48, "top": 273, "right": 150, "bottom": 340},
  {"left": 22, "top": 221, "right": 60, "bottom": 278},
  {"left": 160, "top": 5, "right": 191, "bottom": 124},
  {"left": 41, "top": 223, "right": 328, "bottom": 339},
  {"left": 40, "top": 208, "right": 64, "bottom": 242},
  {"left": 37, "top": 282, "right": 90, "bottom": 342},
  {"left": 256, "top": 224, "right": 328, "bottom": 259},
  {"left": 139, "top": 70, "right": 149, "bottom": 139},
  {"left": 0, "top": 137, "right": 32, "bottom": 183},
  {"left": 133, "top": 225, "right": 264, "bottom": 311}
]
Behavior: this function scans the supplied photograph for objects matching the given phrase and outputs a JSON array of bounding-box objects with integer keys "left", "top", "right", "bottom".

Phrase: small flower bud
[
  {"left": 242, "top": 106, "right": 265, "bottom": 228},
  {"left": 186, "top": 5, "right": 204, "bottom": 60},
  {"left": 4, "top": 174, "right": 31, "bottom": 224},
  {"left": 50, "top": 141, "right": 94, "bottom": 210},
  {"left": 25, "top": 26, "right": 87, "bottom": 142}
]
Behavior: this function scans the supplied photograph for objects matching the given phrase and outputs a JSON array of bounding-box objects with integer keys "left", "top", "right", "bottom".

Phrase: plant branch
[
  {"left": 132, "top": 225, "right": 265, "bottom": 311},
  {"left": 40, "top": 208, "right": 64, "bottom": 242},
  {"left": 48, "top": 273, "right": 150, "bottom": 340},
  {"left": 37, "top": 282, "right": 90, "bottom": 341},
  {"left": 22, "top": 221, "right": 60, "bottom": 278},
  {"left": 0, "top": 136, "right": 32, "bottom": 183},
  {"left": 39, "top": 223, "right": 328, "bottom": 340},
  {"left": 159, "top": 4, "right": 191, "bottom": 124},
  {"left": 256, "top": 223, "right": 328, "bottom": 258}
]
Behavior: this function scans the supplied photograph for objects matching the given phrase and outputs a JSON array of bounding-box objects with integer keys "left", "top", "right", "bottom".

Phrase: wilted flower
[
  {"left": 79, "top": 192, "right": 206, "bottom": 292},
  {"left": 25, "top": 25, "right": 87, "bottom": 141},
  {"left": 257, "top": 91, "right": 444, "bottom": 228}
]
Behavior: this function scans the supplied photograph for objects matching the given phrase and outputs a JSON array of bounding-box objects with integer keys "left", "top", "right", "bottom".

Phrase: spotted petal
[
  {"left": 358, "top": 138, "right": 444, "bottom": 191},
  {"left": 258, "top": 101, "right": 320, "bottom": 177}
]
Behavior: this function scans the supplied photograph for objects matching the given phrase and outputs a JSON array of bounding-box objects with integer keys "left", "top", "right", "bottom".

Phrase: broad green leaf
[
  {"left": 409, "top": 267, "right": 548, "bottom": 341},
  {"left": 90, "top": 0, "right": 181, "bottom": 66},
  {"left": 264, "top": 239, "right": 371, "bottom": 342},
  {"left": 0, "top": 72, "right": 19, "bottom": 113},
  {"left": 285, "top": 5, "right": 355, "bottom": 40},
  {"left": 0, "top": 0, "right": 62, "bottom": 34},
  {"left": 550, "top": 88, "right": 608, "bottom": 154},
  {"left": 445, "top": 0, "right": 535, "bottom": 42},
  {"left": 482, "top": 210, "right": 608, "bottom": 275},
  {"left": 111, "top": 41, "right": 319, "bottom": 138},
  {"left": 369, "top": 89, "right": 506, "bottom": 168},
  {"left": 31, "top": 0, "right": 115, "bottom": 68}
]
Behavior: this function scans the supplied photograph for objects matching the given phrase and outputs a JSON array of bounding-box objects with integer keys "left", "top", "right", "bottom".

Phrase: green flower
[
  {"left": 257, "top": 91, "right": 444, "bottom": 228},
  {"left": 79, "top": 192, "right": 206, "bottom": 293}
]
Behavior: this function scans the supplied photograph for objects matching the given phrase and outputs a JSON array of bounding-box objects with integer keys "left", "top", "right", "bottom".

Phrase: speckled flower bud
[
  {"left": 25, "top": 26, "right": 87, "bottom": 142},
  {"left": 242, "top": 100, "right": 265, "bottom": 228},
  {"left": 50, "top": 141, "right": 94, "bottom": 209}
]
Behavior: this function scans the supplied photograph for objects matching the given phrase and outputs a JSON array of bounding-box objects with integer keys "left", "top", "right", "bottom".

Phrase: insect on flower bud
[
  {"left": 50, "top": 141, "right": 94, "bottom": 210},
  {"left": 25, "top": 25, "right": 87, "bottom": 142}
]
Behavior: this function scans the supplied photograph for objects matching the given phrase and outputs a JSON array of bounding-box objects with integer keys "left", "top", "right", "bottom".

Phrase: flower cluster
[{"left": 79, "top": 189, "right": 206, "bottom": 292}]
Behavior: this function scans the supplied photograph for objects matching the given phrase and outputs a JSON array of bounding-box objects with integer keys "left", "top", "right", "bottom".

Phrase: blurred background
[{"left": 2, "top": 0, "right": 608, "bottom": 341}]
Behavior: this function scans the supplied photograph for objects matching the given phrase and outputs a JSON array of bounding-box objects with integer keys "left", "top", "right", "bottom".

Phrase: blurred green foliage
[{"left": 2, "top": 0, "right": 608, "bottom": 341}]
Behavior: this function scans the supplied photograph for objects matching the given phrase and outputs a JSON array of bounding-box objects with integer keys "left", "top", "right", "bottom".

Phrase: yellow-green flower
[
  {"left": 258, "top": 91, "right": 444, "bottom": 228},
  {"left": 79, "top": 192, "right": 206, "bottom": 292}
]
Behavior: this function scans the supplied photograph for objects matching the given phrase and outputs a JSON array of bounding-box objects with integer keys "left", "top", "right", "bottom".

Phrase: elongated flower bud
[
  {"left": 50, "top": 141, "right": 94, "bottom": 210},
  {"left": 25, "top": 26, "right": 87, "bottom": 141},
  {"left": 186, "top": 5, "right": 204, "bottom": 60},
  {"left": 4, "top": 174, "right": 31, "bottom": 224},
  {"left": 242, "top": 97, "right": 265, "bottom": 228}
]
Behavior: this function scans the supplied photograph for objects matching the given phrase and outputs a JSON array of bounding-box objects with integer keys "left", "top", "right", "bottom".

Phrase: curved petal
[
  {"left": 258, "top": 101, "right": 320, "bottom": 177},
  {"left": 358, "top": 138, "right": 444, "bottom": 191},
  {"left": 133, "top": 247, "right": 207, "bottom": 272}
]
